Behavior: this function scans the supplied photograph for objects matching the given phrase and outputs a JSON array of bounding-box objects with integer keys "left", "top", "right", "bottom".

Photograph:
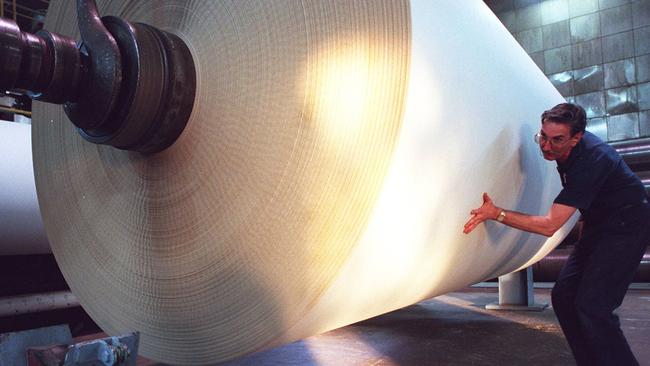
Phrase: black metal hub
[{"left": 0, "top": 0, "right": 196, "bottom": 154}]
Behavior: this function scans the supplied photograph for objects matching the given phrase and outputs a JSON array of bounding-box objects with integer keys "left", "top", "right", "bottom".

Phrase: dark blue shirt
[{"left": 553, "top": 131, "right": 646, "bottom": 224}]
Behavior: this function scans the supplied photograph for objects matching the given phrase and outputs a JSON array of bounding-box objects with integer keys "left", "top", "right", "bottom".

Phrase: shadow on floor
[{"left": 226, "top": 290, "right": 575, "bottom": 366}]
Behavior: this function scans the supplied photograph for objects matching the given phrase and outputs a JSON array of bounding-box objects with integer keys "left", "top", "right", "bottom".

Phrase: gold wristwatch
[{"left": 496, "top": 209, "right": 506, "bottom": 222}]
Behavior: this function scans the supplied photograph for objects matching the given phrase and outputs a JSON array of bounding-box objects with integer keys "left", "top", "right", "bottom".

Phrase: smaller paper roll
[{"left": 0, "top": 120, "right": 50, "bottom": 255}]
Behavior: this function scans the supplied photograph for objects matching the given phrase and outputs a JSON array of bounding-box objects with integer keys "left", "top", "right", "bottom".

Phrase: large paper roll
[
  {"left": 0, "top": 121, "right": 49, "bottom": 255},
  {"left": 31, "top": 1, "right": 577, "bottom": 364}
]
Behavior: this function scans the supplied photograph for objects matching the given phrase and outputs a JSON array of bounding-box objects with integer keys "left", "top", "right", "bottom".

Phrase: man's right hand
[{"left": 463, "top": 192, "right": 500, "bottom": 234}]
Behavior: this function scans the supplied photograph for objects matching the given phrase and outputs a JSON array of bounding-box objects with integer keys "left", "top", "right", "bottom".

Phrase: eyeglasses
[{"left": 534, "top": 132, "right": 571, "bottom": 148}]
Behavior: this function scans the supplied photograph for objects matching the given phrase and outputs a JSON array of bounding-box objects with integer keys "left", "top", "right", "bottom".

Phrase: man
[{"left": 463, "top": 103, "right": 650, "bottom": 366}]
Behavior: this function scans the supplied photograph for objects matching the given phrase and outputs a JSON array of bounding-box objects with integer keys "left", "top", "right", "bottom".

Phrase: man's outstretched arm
[{"left": 463, "top": 192, "right": 576, "bottom": 237}]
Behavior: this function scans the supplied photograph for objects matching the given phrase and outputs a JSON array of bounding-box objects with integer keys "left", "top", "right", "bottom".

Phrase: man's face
[{"left": 538, "top": 121, "right": 582, "bottom": 162}]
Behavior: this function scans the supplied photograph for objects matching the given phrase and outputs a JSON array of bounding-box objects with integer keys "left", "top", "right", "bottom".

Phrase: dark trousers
[{"left": 551, "top": 203, "right": 650, "bottom": 366}]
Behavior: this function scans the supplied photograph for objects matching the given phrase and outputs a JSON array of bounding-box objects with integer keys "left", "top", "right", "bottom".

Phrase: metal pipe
[
  {"left": 12, "top": 0, "right": 16, "bottom": 21},
  {"left": 611, "top": 137, "right": 650, "bottom": 152},
  {"left": 0, "top": 290, "right": 79, "bottom": 317},
  {"left": 0, "top": 105, "right": 31, "bottom": 116},
  {"left": 610, "top": 138, "right": 650, "bottom": 195},
  {"left": 533, "top": 247, "right": 650, "bottom": 282},
  {"left": 611, "top": 137, "right": 650, "bottom": 171}
]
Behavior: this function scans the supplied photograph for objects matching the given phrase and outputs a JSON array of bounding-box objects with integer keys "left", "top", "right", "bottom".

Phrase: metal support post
[{"left": 485, "top": 267, "right": 548, "bottom": 311}]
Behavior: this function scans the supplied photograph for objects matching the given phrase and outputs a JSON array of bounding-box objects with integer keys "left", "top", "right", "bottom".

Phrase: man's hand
[
  {"left": 463, "top": 194, "right": 576, "bottom": 237},
  {"left": 463, "top": 192, "right": 500, "bottom": 234}
]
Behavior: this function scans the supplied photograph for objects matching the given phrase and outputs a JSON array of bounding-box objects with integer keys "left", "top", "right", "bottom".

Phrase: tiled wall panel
[
  {"left": 542, "top": 0, "right": 571, "bottom": 24},
  {"left": 602, "top": 31, "right": 635, "bottom": 62},
  {"left": 640, "top": 110, "right": 650, "bottom": 136},
  {"left": 516, "top": 28, "right": 545, "bottom": 52},
  {"left": 604, "top": 58, "right": 636, "bottom": 88},
  {"left": 606, "top": 86, "right": 639, "bottom": 114},
  {"left": 573, "top": 39, "right": 603, "bottom": 68},
  {"left": 576, "top": 91, "right": 607, "bottom": 117},
  {"left": 530, "top": 51, "right": 547, "bottom": 71},
  {"left": 518, "top": 4, "right": 544, "bottom": 30},
  {"left": 608, "top": 112, "right": 639, "bottom": 140},
  {"left": 633, "top": 0, "right": 650, "bottom": 27},
  {"left": 587, "top": 117, "right": 609, "bottom": 139},
  {"left": 599, "top": 0, "right": 631, "bottom": 10},
  {"left": 638, "top": 54, "right": 650, "bottom": 82},
  {"left": 574, "top": 65, "right": 604, "bottom": 94},
  {"left": 570, "top": 13, "right": 601, "bottom": 42},
  {"left": 569, "top": 0, "right": 599, "bottom": 17},
  {"left": 600, "top": 4, "right": 633, "bottom": 35},
  {"left": 639, "top": 81, "right": 650, "bottom": 110},
  {"left": 549, "top": 71, "right": 575, "bottom": 96},
  {"left": 543, "top": 20, "right": 571, "bottom": 49},
  {"left": 635, "top": 26, "right": 650, "bottom": 55},
  {"left": 545, "top": 45, "right": 574, "bottom": 72}
]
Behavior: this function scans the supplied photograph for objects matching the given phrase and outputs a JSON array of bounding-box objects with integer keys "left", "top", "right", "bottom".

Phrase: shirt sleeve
[{"left": 553, "top": 151, "right": 618, "bottom": 210}]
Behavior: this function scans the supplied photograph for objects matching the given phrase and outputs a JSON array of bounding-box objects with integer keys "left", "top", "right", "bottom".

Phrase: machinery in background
[
  {"left": 28, "top": 333, "right": 139, "bottom": 366},
  {"left": 0, "top": 324, "right": 139, "bottom": 366},
  {"left": 0, "top": 0, "right": 48, "bottom": 123}
]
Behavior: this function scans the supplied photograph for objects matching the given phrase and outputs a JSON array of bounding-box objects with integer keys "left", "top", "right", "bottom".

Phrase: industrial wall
[{"left": 486, "top": 0, "right": 650, "bottom": 142}]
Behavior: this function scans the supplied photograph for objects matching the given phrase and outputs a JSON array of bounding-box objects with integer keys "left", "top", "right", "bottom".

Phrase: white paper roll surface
[{"left": 278, "top": 1, "right": 579, "bottom": 341}]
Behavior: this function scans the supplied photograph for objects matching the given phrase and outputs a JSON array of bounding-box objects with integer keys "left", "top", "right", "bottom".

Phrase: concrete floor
[
  {"left": 115, "top": 285, "right": 649, "bottom": 365},
  {"left": 215, "top": 285, "right": 650, "bottom": 366}
]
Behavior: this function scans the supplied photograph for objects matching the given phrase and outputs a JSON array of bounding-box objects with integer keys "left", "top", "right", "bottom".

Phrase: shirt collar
[{"left": 557, "top": 133, "right": 585, "bottom": 171}]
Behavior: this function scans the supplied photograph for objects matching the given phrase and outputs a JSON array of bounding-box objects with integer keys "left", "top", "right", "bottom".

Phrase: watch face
[{"left": 497, "top": 211, "right": 506, "bottom": 222}]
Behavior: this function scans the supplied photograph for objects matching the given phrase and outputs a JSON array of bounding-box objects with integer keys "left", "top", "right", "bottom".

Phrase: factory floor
[{"left": 135, "top": 284, "right": 650, "bottom": 366}]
